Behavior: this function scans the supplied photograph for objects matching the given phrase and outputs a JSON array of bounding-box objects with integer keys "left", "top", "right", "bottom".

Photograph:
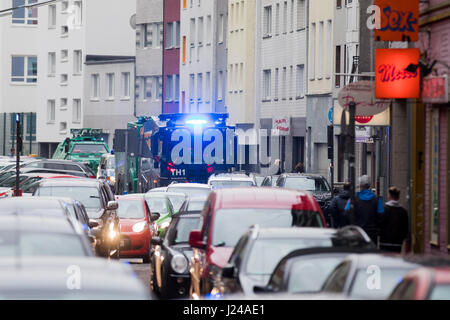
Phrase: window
[
  {"left": 48, "top": 52, "right": 56, "bottom": 75},
  {"left": 218, "top": 71, "right": 223, "bottom": 101},
  {"left": 91, "top": 74, "right": 100, "bottom": 100},
  {"left": 283, "top": 1, "right": 287, "bottom": 33},
  {"left": 206, "top": 16, "right": 212, "bottom": 44},
  {"left": 309, "top": 23, "right": 316, "bottom": 79},
  {"left": 107, "top": 73, "right": 115, "bottom": 99},
  {"left": 218, "top": 14, "right": 224, "bottom": 43},
  {"left": 59, "top": 122, "right": 67, "bottom": 133},
  {"left": 175, "top": 75, "right": 180, "bottom": 102},
  {"left": 296, "top": 64, "right": 305, "bottom": 98},
  {"left": 337, "top": 0, "right": 342, "bottom": 9},
  {"left": 48, "top": 4, "right": 56, "bottom": 27},
  {"left": 176, "top": 21, "right": 181, "bottom": 48},
  {"left": 326, "top": 20, "right": 332, "bottom": 78},
  {"left": 60, "top": 74, "right": 68, "bottom": 85},
  {"left": 182, "top": 36, "right": 186, "bottom": 64},
  {"left": 297, "top": 0, "right": 305, "bottom": 29},
  {"left": 166, "top": 75, "right": 174, "bottom": 101},
  {"left": 12, "top": 0, "right": 38, "bottom": 25},
  {"left": 274, "top": 68, "right": 279, "bottom": 99},
  {"left": 47, "top": 100, "right": 55, "bottom": 123},
  {"left": 275, "top": 3, "right": 280, "bottom": 35},
  {"left": 73, "top": 50, "right": 82, "bottom": 74},
  {"left": 156, "top": 76, "right": 162, "bottom": 100},
  {"left": 205, "top": 72, "right": 210, "bottom": 102},
  {"left": 189, "top": 74, "right": 195, "bottom": 101},
  {"left": 263, "top": 69, "right": 271, "bottom": 100},
  {"left": 60, "top": 98, "right": 67, "bottom": 110},
  {"left": 61, "top": 1, "right": 69, "bottom": 12},
  {"left": 61, "top": 25, "right": 68, "bottom": 37},
  {"left": 61, "top": 50, "right": 68, "bottom": 62},
  {"left": 190, "top": 18, "right": 196, "bottom": 45},
  {"left": 198, "top": 17, "right": 204, "bottom": 45},
  {"left": 263, "top": 6, "right": 272, "bottom": 37},
  {"left": 166, "top": 22, "right": 174, "bottom": 48},
  {"left": 289, "top": 66, "right": 294, "bottom": 98},
  {"left": 156, "top": 23, "right": 163, "bottom": 48},
  {"left": 144, "top": 24, "right": 153, "bottom": 48},
  {"left": 197, "top": 73, "right": 203, "bottom": 101},
  {"left": 74, "top": 1, "right": 82, "bottom": 26},
  {"left": 122, "top": 72, "right": 130, "bottom": 98},
  {"left": 73, "top": 99, "right": 81, "bottom": 123},
  {"left": 290, "top": 0, "right": 294, "bottom": 32},
  {"left": 236, "top": 2, "right": 240, "bottom": 29},
  {"left": 282, "top": 67, "right": 287, "bottom": 98},
  {"left": 335, "top": 45, "right": 341, "bottom": 87},
  {"left": 142, "top": 77, "right": 153, "bottom": 101},
  {"left": 318, "top": 21, "right": 324, "bottom": 78},
  {"left": 11, "top": 56, "right": 37, "bottom": 83}
]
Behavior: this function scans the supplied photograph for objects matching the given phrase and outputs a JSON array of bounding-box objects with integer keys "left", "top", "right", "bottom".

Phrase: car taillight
[{"left": 89, "top": 175, "right": 96, "bottom": 179}]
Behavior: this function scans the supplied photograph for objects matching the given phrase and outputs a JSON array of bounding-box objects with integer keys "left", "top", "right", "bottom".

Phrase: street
[{"left": 124, "top": 259, "right": 158, "bottom": 300}]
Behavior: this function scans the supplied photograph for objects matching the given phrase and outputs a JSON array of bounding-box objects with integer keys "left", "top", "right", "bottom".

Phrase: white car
[{"left": 207, "top": 173, "right": 256, "bottom": 189}]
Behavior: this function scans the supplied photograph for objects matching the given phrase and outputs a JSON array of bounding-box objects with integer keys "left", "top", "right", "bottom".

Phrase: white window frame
[
  {"left": 48, "top": 52, "right": 56, "bottom": 76},
  {"left": 11, "top": 55, "right": 37, "bottom": 84},
  {"left": 121, "top": 72, "right": 130, "bottom": 100},
  {"left": 263, "top": 6, "right": 272, "bottom": 37},
  {"left": 47, "top": 99, "right": 56, "bottom": 123},
  {"left": 72, "top": 99, "right": 81, "bottom": 123},
  {"left": 91, "top": 74, "right": 100, "bottom": 100},
  {"left": 73, "top": 50, "right": 82, "bottom": 74},
  {"left": 48, "top": 4, "right": 56, "bottom": 28},
  {"left": 12, "top": 0, "right": 38, "bottom": 25},
  {"left": 106, "top": 73, "right": 115, "bottom": 100},
  {"left": 263, "top": 69, "right": 272, "bottom": 100}
]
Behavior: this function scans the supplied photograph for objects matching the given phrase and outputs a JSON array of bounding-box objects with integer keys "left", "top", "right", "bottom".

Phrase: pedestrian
[
  {"left": 8, "top": 148, "right": 15, "bottom": 157},
  {"left": 346, "top": 175, "right": 384, "bottom": 245},
  {"left": 327, "top": 182, "right": 352, "bottom": 228},
  {"left": 294, "top": 162, "right": 305, "bottom": 173},
  {"left": 274, "top": 159, "right": 283, "bottom": 175},
  {"left": 379, "top": 187, "right": 409, "bottom": 253}
]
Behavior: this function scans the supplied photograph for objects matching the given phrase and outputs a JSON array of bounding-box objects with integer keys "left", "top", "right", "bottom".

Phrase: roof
[
  {"left": 214, "top": 187, "right": 317, "bottom": 210},
  {"left": 0, "top": 197, "right": 66, "bottom": 210},
  {"left": 0, "top": 216, "right": 75, "bottom": 233}
]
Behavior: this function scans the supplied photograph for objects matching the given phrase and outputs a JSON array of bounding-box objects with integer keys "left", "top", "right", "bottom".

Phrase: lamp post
[{"left": 15, "top": 113, "right": 22, "bottom": 197}]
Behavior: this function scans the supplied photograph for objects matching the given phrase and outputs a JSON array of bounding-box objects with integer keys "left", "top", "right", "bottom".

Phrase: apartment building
[
  {"left": 163, "top": 0, "right": 181, "bottom": 114},
  {"left": 227, "top": 0, "right": 256, "bottom": 127},
  {"left": 135, "top": 0, "right": 163, "bottom": 116},
  {"left": 179, "top": 0, "right": 227, "bottom": 114},
  {"left": 0, "top": 0, "right": 40, "bottom": 155},
  {"left": 256, "top": 0, "right": 308, "bottom": 173},
  {"left": 306, "top": 0, "right": 334, "bottom": 177}
]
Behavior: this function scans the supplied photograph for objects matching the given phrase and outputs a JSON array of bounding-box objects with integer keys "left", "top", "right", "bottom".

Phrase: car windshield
[
  {"left": 350, "top": 268, "right": 411, "bottom": 299},
  {"left": 35, "top": 186, "right": 102, "bottom": 216},
  {"left": 210, "top": 180, "right": 254, "bottom": 188},
  {"left": 167, "top": 194, "right": 186, "bottom": 213},
  {"left": 167, "top": 186, "right": 211, "bottom": 198},
  {"left": 187, "top": 200, "right": 206, "bottom": 212},
  {"left": 246, "top": 239, "right": 333, "bottom": 278},
  {"left": 71, "top": 144, "right": 108, "bottom": 154},
  {"left": 169, "top": 216, "right": 201, "bottom": 245},
  {"left": 145, "top": 196, "right": 169, "bottom": 217},
  {"left": 0, "top": 171, "right": 16, "bottom": 184},
  {"left": 117, "top": 200, "right": 145, "bottom": 219},
  {"left": 430, "top": 285, "right": 450, "bottom": 300},
  {"left": 287, "top": 256, "right": 344, "bottom": 293},
  {"left": 0, "top": 231, "right": 86, "bottom": 257},
  {"left": 211, "top": 208, "right": 293, "bottom": 247},
  {"left": 284, "top": 177, "right": 330, "bottom": 191},
  {"left": 0, "top": 175, "right": 30, "bottom": 188}
]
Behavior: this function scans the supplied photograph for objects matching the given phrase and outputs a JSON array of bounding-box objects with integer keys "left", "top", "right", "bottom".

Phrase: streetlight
[{"left": 15, "top": 113, "right": 22, "bottom": 197}]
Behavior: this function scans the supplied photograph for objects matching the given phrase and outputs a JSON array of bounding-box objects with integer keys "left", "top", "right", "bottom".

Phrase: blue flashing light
[{"left": 185, "top": 118, "right": 208, "bottom": 126}]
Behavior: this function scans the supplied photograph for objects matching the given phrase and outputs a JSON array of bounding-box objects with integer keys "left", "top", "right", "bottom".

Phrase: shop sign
[
  {"left": 272, "top": 116, "right": 290, "bottom": 136},
  {"left": 375, "top": 0, "right": 419, "bottom": 42},
  {"left": 376, "top": 48, "right": 420, "bottom": 99},
  {"left": 422, "top": 76, "right": 449, "bottom": 104}
]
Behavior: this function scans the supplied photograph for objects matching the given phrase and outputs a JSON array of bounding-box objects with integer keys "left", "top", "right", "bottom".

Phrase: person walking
[
  {"left": 328, "top": 182, "right": 352, "bottom": 228},
  {"left": 346, "top": 175, "right": 384, "bottom": 245},
  {"left": 274, "top": 159, "right": 283, "bottom": 175},
  {"left": 8, "top": 148, "right": 15, "bottom": 157},
  {"left": 379, "top": 187, "right": 409, "bottom": 253},
  {"left": 294, "top": 162, "right": 305, "bottom": 173}
]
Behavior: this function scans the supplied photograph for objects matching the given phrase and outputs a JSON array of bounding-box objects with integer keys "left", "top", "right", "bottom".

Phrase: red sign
[
  {"left": 375, "top": 0, "right": 419, "bottom": 42},
  {"left": 422, "top": 76, "right": 449, "bottom": 104},
  {"left": 376, "top": 48, "right": 420, "bottom": 99}
]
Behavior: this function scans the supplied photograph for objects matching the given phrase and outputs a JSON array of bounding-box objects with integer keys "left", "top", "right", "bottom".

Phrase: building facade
[
  {"left": 179, "top": 0, "right": 227, "bottom": 114},
  {"left": 306, "top": 0, "right": 334, "bottom": 177},
  {"left": 135, "top": 0, "right": 163, "bottom": 117},
  {"left": 256, "top": 0, "right": 308, "bottom": 173}
]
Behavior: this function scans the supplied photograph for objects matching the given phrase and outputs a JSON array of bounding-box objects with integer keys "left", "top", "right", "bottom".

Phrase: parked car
[
  {"left": 0, "top": 256, "right": 150, "bottom": 299},
  {"left": 207, "top": 173, "right": 256, "bottom": 189},
  {"left": 151, "top": 211, "right": 202, "bottom": 299},
  {"left": 115, "top": 195, "right": 159, "bottom": 263},
  {"left": 276, "top": 173, "right": 333, "bottom": 226},
  {"left": 0, "top": 215, "right": 94, "bottom": 257},
  {"left": 388, "top": 257, "right": 450, "bottom": 300},
  {"left": 22, "top": 159, "right": 96, "bottom": 178},
  {"left": 166, "top": 183, "right": 211, "bottom": 198},
  {"left": 253, "top": 246, "right": 379, "bottom": 296},
  {"left": 260, "top": 175, "right": 280, "bottom": 187},
  {"left": 188, "top": 187, "right": 327, "bottom": 298},
  {"left": 321, "top": 254, "right": 421, "bottom": 299},
  {"left": 249, "top": 173, "right": 265, "bottom": 187},
  {"left": 177, "top": 195, "right": 208, "bottom": 215},
  {"left": 33, "top": 178, "right": 120, "bottom": 259},
  {"left": 218, "top": 226, "right": 375, "bottom": 296}
]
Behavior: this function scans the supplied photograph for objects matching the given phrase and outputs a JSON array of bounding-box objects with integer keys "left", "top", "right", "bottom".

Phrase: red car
[
  {"left": 188, "top": 187, "right": 326, "bottom": 299},
  {"left": 389, "top": 267, "right": 450, "bottom": 300},
  {"left": 116, "top": 195, "right": 159, "bottom": 263}
]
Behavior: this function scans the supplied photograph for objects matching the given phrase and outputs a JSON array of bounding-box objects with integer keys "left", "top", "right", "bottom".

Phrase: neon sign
[{"left": 375, "top": 0, "right": 419, "bottom": 41}]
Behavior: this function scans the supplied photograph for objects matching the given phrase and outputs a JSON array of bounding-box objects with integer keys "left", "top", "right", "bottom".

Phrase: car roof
[
  {"left": 281, "top": 173, "right": 326, "bottom": 178},
  {"left": 0, "top": 215, "right": 76, "bottom": 233},
  {"left": 0, "top": 197, "right": 69, "bottom": 208},
  {"left": 116, "top": 195, "right": 143, "bottom": 201},
  {"left": 214, "top": 187, "right": 316, "bottom": 210},
  {"left": 27, "top": 159, "right": 84, "bottom": 164},
  {"left": 168, "top": 183, "right": 211, "bottom": 189},
  {"left": 252, "top": 227, "right": 337, "bottom": 239},
  {"left": 147, "top": 187, "right": 168, "bottom": 192},
  {"left": 37, "top": 178, "right": 100, "bottom": 187},
  {"left": 209, "top": 176, "right": 255, "bottom": 181},
  {"left": 346, "top": 254, "right": 422, "bottom": 269}
]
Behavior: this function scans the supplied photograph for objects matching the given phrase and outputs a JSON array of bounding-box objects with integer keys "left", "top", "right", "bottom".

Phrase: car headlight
[
  {"left": 108, "top": 222, "right": 117, "bottom": 239},
  {"left": 132, "top": 221, "right": 147, "bottom": 233},
  {"left": 171, "top": 254, "right": 188, "bottom": 274},
  {"left": 159, "top": 221, "right": 170, "bottom": 230}
]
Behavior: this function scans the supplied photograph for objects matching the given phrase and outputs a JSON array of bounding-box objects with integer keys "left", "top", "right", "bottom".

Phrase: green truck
[{"left": 52, "top": 129, "right": 110, "bottom": 175}]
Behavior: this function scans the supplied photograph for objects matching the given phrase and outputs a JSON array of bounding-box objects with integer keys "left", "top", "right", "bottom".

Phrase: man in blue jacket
[{"left": 346, "top": 175, "right": 384, "bottom": 246}]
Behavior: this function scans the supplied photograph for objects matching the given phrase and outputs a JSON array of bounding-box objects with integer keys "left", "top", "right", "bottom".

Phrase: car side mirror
[
  {"left": 188, "top": 230, "right": 205, "bottom": 249},
  {"left": 88, "top": 219, "right": 99, "bottom": 228},
  {"left": 253, "top": 285, "right": 274, "bottom": 294},
  {"left": 150, "top": 212, "right": 161, "bottom": 222},
  {"left": 151, "top": 237, "right": 163, "bottom": 246},
  {"left": 222, "top": 263, "right": 236, "bottom": 278},
  {"left": 107, "top": 201, "right": 118, "bottom": 210}
]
